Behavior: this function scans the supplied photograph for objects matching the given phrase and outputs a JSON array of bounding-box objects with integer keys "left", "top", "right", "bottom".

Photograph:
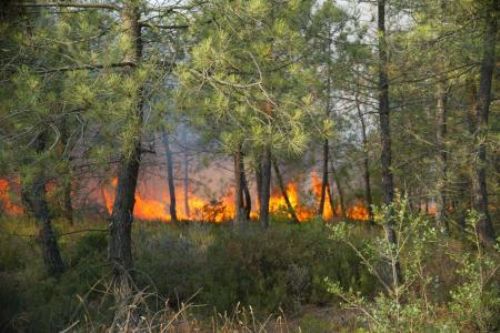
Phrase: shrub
[{"left": 326, "top": 199, "right": 500, "bottom": 332}]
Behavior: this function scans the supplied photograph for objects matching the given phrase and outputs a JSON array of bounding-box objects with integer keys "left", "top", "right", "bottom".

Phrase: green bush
[
  {"left": 326, "top": 200, "right": 500, "bottom": 332},
  {"left": 134, "top": 219, "right": 376, "bottom": 316}
]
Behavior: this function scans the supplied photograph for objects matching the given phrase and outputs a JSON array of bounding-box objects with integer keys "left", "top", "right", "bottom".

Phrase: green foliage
[
  {"left": 176, "top": 0, "right": 317, "bottom": 157},
  {"left": 326, "top": 201, "right": 500, "bottom": 332}
]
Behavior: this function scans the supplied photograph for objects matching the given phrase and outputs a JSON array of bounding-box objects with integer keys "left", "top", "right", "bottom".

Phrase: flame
[
  {"left": 103, "top": 178, "right": 235, "bottom": 223},
  {"left": 0, "top": 179, "right": 23, "bottom": 216},
  {"left": 346, "top": 200, "right": 369, "bottom": 221},
  {"left": 5, "top": 169, "right": 370, "bottom": 223},
  {"left": 268, "top": 182, "right": 314, "bottom": 221},
  {"left": 101, "top": 171, "right": 370, "bottom": 223}
]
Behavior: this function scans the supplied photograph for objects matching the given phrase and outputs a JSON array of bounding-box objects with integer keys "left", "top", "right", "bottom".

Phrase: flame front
[
  {"left": 101, "top": 172, "right": 369, "bottom": 223},
  {"left": 0, "top": 173, "right": 369, "bottom": 223},
  {"left": 102, "top": 178, "right": 235, "bottom": 223}
]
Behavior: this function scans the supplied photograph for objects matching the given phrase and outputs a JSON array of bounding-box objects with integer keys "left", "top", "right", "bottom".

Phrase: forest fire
[
  {"left": 101, "top": 172, "right": 369, "bottom": 223},
  {"left": 102, "top": 178, "right": 235, "bottom": 223},
  {"left": 0, "top": 173, "right": 369, "bottom": 223}
]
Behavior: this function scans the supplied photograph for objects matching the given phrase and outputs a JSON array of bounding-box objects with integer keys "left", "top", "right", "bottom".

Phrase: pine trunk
[
  {"left": 259, "top": 146, "right": 272, "bottom": 228},
  {"left": 183, "top": 150, "right": 190, "bottom": 218},
  {"left": 255, "top": 161, "right": 262, "bottom": 210},
  {"left": 356, "top": 98, "right": 374, "bottom": 224},
  {"left": 435, "top": 81, "right": 449, "bottom": 232},
  {"left": 378, "top": 0, "right": 401, "bottom": 290},
  {"left": 239, "top": 151, "right": 252, "bottom": 220},
  {"left": 24, "top": 133, "right": 65, "bottom": 276},
  {"left": 30, "top": 178, "right": 65, "bottom": 276},
  {"left": 108, "top": 1, "right": 142, "bottom": 288},
  {"left": 318, "top": 139, "right": 329, "bottom": 217},
  {"left": 162, "top": 133, "right": 178, "bottom": 222},
  {"left": 234, "top": 149, "right": 246, "bottom": 224},
  {"left": 329, "top": 161, "right": 345, "bottom": 218},
  {"left": 472, "top": 0, "right": 497, "bottom": 245}
]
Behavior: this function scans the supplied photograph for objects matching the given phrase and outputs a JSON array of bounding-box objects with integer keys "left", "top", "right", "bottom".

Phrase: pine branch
[
  {"left": 36, "top": 61, "right": 136, "bottom": 74},
  {"left": 14, "top": 2, "right": 120, "bottom": 11},
  {"left": 140, "top": 22, "right": 189, "bottom": 30}
]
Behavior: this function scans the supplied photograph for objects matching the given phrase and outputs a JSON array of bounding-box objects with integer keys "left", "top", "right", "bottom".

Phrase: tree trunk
[
  {"left": 435, "top": 81, "right": 449, "bottom": 232},
  {"left": 318, "top": 139, "right": 330, "bottom": 218},
  {"left": 23, "top": 133, "right": 65, "bottom": 276},
  {"left": 29, "top": 177, "right": 65, "bottom": 276},
  {"left": 183, "top": 149, "right": 190, "bottom": 219},
  {"left": 259, "top": 146, "right": 272, "bottom": 228},
  {"left": 457, "top": 177, "right": 470, "bottom": 231},
  {"left": 241, "top": 153, "right": 252, "bottom": 220},
  {"left": 329, "top": 161, "right": 345, "bottom": 218},
  {"left": 272, "top": 159, "right": 299, "bottom": 223},
  {"left": 234, "top": 148, "right": 246, "bottom": 224},
  {"left": 378, "top": 0, "right": 401, "bottom": 290},
  {"left": 472, "top": 0, "right": 497, "bottom": 245},
  {"left": 162, "top": 133, "right": 178, "bottom": 222},
  {"left": 108, "top": 1, "right": 142, "bottom": 290},
  {"left": 255, "top": 160, "right": 262, "bottom": 212},
  {"left": 319, "top": 25, "right": 334, "bottom": 220},
  {"left": 356, "top": 95, "right": 374, "bottom": 224}
]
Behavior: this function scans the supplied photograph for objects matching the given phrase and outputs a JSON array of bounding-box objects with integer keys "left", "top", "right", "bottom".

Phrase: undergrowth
[
  {"left": 1, "top": 207, "right": 498, "bottom": 332},
  {"left": 0, "top": 217, "right": 373, "bottom": 332}
]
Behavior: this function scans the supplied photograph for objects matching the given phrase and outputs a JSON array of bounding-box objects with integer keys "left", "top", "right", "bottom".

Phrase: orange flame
[
  {"left": 103, "top": 178, "right": 235, "bottom": 223},
  {"left": 346, "top": 200, "right": 369, "bottom": 221},
  {"left": 102, "top": 171, "right": 370, "bottom": 223},
  {"left": 0, "top": 179, "right": 23, "bottom": 216}
]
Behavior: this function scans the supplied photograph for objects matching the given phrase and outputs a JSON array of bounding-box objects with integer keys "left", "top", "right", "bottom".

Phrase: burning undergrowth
[{"left": 0, "top": 164, "right": 369, "bottom": 223}]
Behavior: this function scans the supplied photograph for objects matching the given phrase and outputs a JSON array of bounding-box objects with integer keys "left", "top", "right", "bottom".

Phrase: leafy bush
[
  {"left": 134, "top": 220, "right": 375, "bottom": 316},
  {"left": 326, "top": 199, "right": 500, "bottom": 332}
]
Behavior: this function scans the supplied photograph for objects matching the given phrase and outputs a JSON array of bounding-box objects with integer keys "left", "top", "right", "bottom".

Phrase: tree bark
[
  {"left": 240, "top": 153, "right": 252, "bottom": 220},
  {"left": 356, "top": 95, "right": 374, "bottom": 224},
  {"left": 161, "top": 133, "right": 178, "bottom": 222},
  {"left": 435, "top": 81, "right": 449, "bottom": 232},
  {"left": 318, "top": 139, "right": 330, "bottom": 218},
  {"left": 234, "top": 148, "right": 246, "bottom": 224},
  {"left": 329, "top": 161, "right": 345, "bottom": 218},
  {"left": 259, "top": 146, "right": 272, "bottom": 228},
  {"left": 378, "top": 0, "right": 401, "bottom": 290},
  {"left": 272, "top": 160, "right": 300, "bottom": 223},
  {"left": 472, "top": 0, "right": 497, "bottom": 245},
  {"left": 255, "top": 160, "right": 262, "bottom": 211},
  {"left": 108, "top": 1, "right": 142, "bottom": 289},
  {"left": 23, "top": 133, "right": 65, "bottom": 276},
  {"left": 182, "top": 147, "right": 190, "bottom": 219},
  {"left": 319, "top": 25, "right": 334, "bottom": 220}
]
